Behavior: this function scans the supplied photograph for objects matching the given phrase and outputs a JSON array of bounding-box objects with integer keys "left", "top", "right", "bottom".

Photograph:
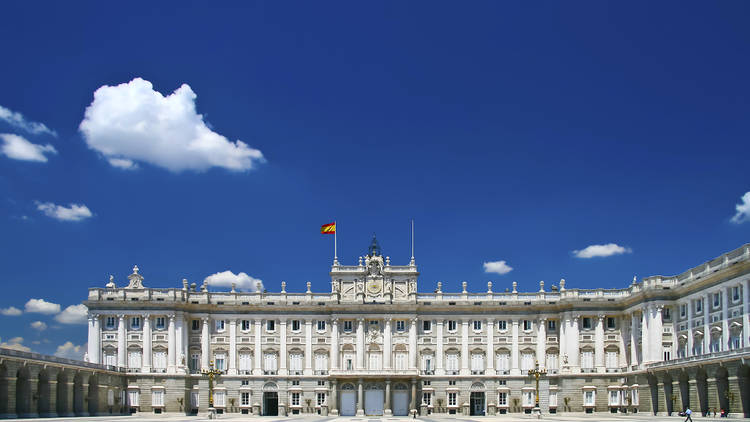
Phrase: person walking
[{"left": 684, "top": 407, "right": 693, "bottom": 422}]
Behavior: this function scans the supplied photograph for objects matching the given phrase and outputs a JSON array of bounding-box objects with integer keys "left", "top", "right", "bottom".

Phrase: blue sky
[{"left": 1, "top": 1, "right": 749, "bottom": 357}]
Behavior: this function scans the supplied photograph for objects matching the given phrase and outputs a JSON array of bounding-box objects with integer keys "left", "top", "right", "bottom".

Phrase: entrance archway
[
  {"left": 15, "top": 366, "right": 31, "bottom": 417},
  {"left": 262, "top": 382, "right": 278, "bottom": 416},
  {"left": 679, "top": 371, "right": 690, "bottom": 412},
  {"left": 715, "top": 366, "right": 729, "bottom": 415},
  {"left": 647, "top": 373, "right": 659, "bottom": 415},
  {"left": 364, "top": 383, "right": 384, "bottom": 416},
  {"left": 0, "top": 364, "right": 8, "bottom": 416},
  {"left": 470, "top": 382, "right": 485, "bottom": 416},
  {"left": 73, "top": 372, "right": 84, "bottom": 416},
  {"left": 392, "top": 383, "right": 409, "bottom": 416},
  {"left": 663, "top": 373, "right": 673, "bottom": 415},
  {"left": 696, "top": 369, "right": 708, "bottom": 416},
  {"left": 738, "top": 364, "right": 750, "bottom": 417},
  {"left": 56, "top": 370, "right": 68, "bottom": 416},
  {"left": 37, "top": 369, "right": 50, "bottom": 416},
  {"left": 339, "top": 383, "right": 356, "bottom": 416},
  {"left": 88, "top": 375, "right": 99, "bottom": 416}
]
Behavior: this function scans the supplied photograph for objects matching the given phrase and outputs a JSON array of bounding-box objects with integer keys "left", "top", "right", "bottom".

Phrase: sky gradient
[{"left": 1, "top": 1, "right": 749, "bottom": 358}]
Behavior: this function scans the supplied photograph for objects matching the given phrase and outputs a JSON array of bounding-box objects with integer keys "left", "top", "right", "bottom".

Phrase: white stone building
[{"left": 84, "top": 238, "right": 750, "bottom": 416}]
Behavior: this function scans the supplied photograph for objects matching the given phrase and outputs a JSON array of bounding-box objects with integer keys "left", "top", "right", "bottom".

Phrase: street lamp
[
  {"left": 528, "top": 360, "right": 547, "bottom": 415},
  {"left": 201, "top": 360, "right": 223, "bottom": 410}
]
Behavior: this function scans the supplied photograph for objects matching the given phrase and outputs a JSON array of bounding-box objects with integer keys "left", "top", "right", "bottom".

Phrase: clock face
[{"left": 367, "top": 280, "right": 381, "bottom": 294}]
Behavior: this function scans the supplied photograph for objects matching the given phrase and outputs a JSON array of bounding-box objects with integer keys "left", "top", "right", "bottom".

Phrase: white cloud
[
  {"left": 24, "top": 298, "right": 61, "bottom": 314},
  {"left": 0, "top": 133, "right": 57, "bottom": 162},
  {"left": 0, "top": 306, "right": 22, "bottom": 316},
  {"left": 36, "top": 202, "right": 93, "bottom": 222},
  {"left": 483, "top": 260, "right": 513, "bottom": 275},
  {"left": 30, "top": 321, "right": 47, "bottom": 331},
  {"left": 0, "top": 105, "right": 57, "bottom": 136},
  {"left": 204, "top": 270, "right": 264, "bottom": 292},
  {"left": 55, "top": 341, "right": 86, "bottom": 360},
  {"left": 55, "top": 304, "right": 88, "bottom": 325},
  {"left": 79, "top": 77, "right": 265, "bottom": 173},
  {"left": 573, "top": 243, "right": 632, "bottom": 259},
  {"left": 0, "top": 336, "right": 31, "bottom": 352},
  {"left": 731, "top": 191, "right": 750, "bottom": 224}
]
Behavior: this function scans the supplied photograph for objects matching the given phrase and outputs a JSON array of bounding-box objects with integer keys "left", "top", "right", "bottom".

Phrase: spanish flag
[{"left": 321, "top": 222, "right": 336, "bottom": 234}]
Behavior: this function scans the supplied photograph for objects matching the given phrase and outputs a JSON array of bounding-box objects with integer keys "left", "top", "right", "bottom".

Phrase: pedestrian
[{"left": 684, "top": 407, "right": 693, "bottom": 422}]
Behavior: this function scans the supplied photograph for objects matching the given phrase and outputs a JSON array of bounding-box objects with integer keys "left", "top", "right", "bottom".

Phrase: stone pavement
[{"left": 7, "top": 415, "right": 749, "bottom": 422}]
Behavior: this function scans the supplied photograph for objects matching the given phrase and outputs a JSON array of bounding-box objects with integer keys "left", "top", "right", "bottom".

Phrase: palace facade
[{"left": 84, "top": 239, "right": 750, "bottom": 417}]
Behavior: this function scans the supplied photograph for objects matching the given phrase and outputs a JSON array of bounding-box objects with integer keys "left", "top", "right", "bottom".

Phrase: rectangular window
[
  {"left": 192, "top": 320, "right": 200, "bottom": 331},
  {"left": 343, "top": 320, "right": 352, "bottom": 332},
  {"left": 215, "top": 320, "right": 225, "bottom": 332},
  {"left": 547, "top": 320, "right": 556, "bottom": 331},
  {"left": 422, "top": 392, "right": 432, "bottom": 406},
  {"left": 396, "top": 320, "right": 405, "bottom": 332},
  {"left": 523, "top": 320, "right": 532, "bottom": 331},
  {"left": 606, "top": 351, "right": 618, "bottom": 369},
  {"left": 131, "top": 317, "right": 141, "bottom": 329},
  {"left": 291, "top": 320, "right": 300, "bottom": 331},
  {"left": 584, "top": 390, "right": 595, "bottom": 406},
  {"left": 422, "top": 320, "right": 431, "bottom": 332},
  {"left": 214, "top": 391, "right": 226, "bottom": 407},
  {"left": 291, "top": 392, "right": 300, "bottom": 406},
  {"left": 190, "top": 353, "right": 200, "bottom": 372},
  {"left": 266, "top": 320, "right": 275, "bottom": 332},
  {"left": 317, "top": 320, "right": 326, "bottom": 331},
  {"left": 581, "top": 351, "right": 593, "bottom": 369},
  {"left": 239, "top": 353, "right": 252, "bottom": 372},
  {"left": 470, "top": 354, "right": 484, "bottom": 372},
  {"left": 523, "top": 391, "right": 534, "bottom": 407},
  {"left": 155, "top": 317, "right": 165, "bottom": 329},
  {"left": 290, "top": 353, "right": 303, "bottom": 372},
  {"left": 128, "top": 390, "right": 140, "bottom": 407},
  {"left": 215, "top": 353, "right": 226, "bottom": 371},
  {"left": 264, "top": 353, "right": 277, "bottom": 372},
  {"left": 582, "top": 317, "right": 591, "bottom": 329},
  {"left": 606, "top": 317, "right": 616, "bottom": 329},
  {"left": 395, "top": 352, "right": 407, "bottom": 370},
  {"left": 315, "top": 353, "right": 328, "bottom": 372},
  {"left": 422, "top": 355, "right": 433, "bottom": 372},
  {"left": 241, "top": 392, "right": 250, "bottom": 406},
  {"left": 680, "top": 304, "right": 687, "bottom": 318},
  {"left": 152, "top": 390, "right": 164, "bottom": 407},
  {"left": 105, "top": 316, "right": 116, "bottom": 329},
  {"left": 473, "top": 320, "right": 482, "bottom": 331},
  {"left": 496, "top": 353, "right": 509, "bottom": 371},
  {"left": 191, "top": 391, "right": 199, "bottom": 409},
  {"left": 448, "top": 392, "right": 457, "bottom": 407},
  {"left": 153, "top": 351, "right": 167, "bottom": 370},
  {"left": 317, "top": 392, "right": 326, "bottom": 406},
  {"left": 128, "top": 351, "right": 142, "bottom": 369},
  {"left": 241, "top": 320, "right": 250, "bottom": 331},
  {"left": 695, "top": 299, "right": 702, "bottom": 313},
  {"left": 631, "top": 389, "right": 639, "bottom": 405},
  {"left": 549, "top": 392, "right": 557, "bottom": 407},
  {"left": 318, "top": 380, "right": 325, "bottom": 386},
  {"left": 664, "top": 307, "right": 671, "bottom": 320},
  {"left": 498, "top": 392, "right": 507, "bottom": 406},
  {"left": 449, "top": 380, "right": 456, "bottom": 386},
  {"left": 546, "top": 354, "right": 558, "bottom": 371},
  {"left": 609, "top": 390, "right": 619, "bottom": 406},
  {"left": 497, "top": 320, "right": 507, "bottom": 331},
  {"left": 446, "top": 354, "right": 459, "bottom": 372},
  {"left": 521, "top": 353, "right": 534, "bottom": 371},
  {"left": 733, "top": 286, "right": 741, "bottom": 301},
  {"left": 345, "top": 354, "right": 354, "bottom": 371},
  {"left": 104, "top": 352, "right": 116, "bottom": 366},
  {"left": 447, "top": 320, "right": 457, "bottom": 331},
  {"left": 713, "top": 292, "right": 721, "bottom": 308},
  {"left": 291, "top": 380, "right": 300, "bottom": 386}
]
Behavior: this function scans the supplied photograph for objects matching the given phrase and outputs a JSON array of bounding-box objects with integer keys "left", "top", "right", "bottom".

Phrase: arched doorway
[
  {"left": 469, "top": 382, "right": 485, "bottom": 416},
  {"left": 339, "top": 383, "right": 356, "bottom": 416},
  {"left": 663, "top": 373, "right": 674, "bottom": 415},
  {"left": 715, "top": 366, "right": 729, "bottom": 415},
  {"left": 261, "top": 382, "right": 278, "bottom": 416},
  {"left": 0, "top": 364, "right": 8, "bottom": 416},
  {"left": 392, "top": 383, "right": 409, "bottom": 416},
  {"left": 364, "top": 383, "right": 384, "bottom": 416},
  {"left": 88, "top": 375, "right": 99, "bottom": 416},
  {"left": 738, "top": 364, "right": 750, "bottom": 417},
  {"left": 679, "top": 370, "right": 690, "bottom": 412},
  {"left": 56, "top": 370, "right": 69, "bottom": 416},
  {"left": 696, "top": 369, "right": 708, "bottom": 416},
  {"left": 37, "top": 369, "right": 50, "bottom": 416},
  {"left": 15, "top": 366, "right": 31, "bottom": 417},
  {"left": 647, "top": 373, "right": 659, "bottom": 415},
  {"left": 73, "top": 372, "right": 84, "bottom": 416}
]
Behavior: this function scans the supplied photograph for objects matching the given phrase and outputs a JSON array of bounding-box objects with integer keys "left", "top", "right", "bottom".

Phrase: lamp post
[
  {"left": 528, "top": 360, "right": 547, "bottom": 417},
  {"left": 202, "top": 360, "right": 222, "bottom": 415}
]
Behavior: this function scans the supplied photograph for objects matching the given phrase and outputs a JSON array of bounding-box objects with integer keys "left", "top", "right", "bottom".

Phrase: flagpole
[{"left": 334, "top": 220, "right": 338, "bottom": 263}]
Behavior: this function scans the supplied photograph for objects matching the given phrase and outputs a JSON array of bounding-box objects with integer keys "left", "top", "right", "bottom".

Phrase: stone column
[
  {"left": 641, "top": 306, "right": 650, "bottom": 362},
  {"left": 330, "top": 380, "right": 338, "bottom": 415},
  {"left": 384, "top": 379, "right": 392, "bottom": 416},
  {"left": 687, "top": 300, "right": 694, "bottom": 356},
  {"left": 722, "top": 287, "right": 730, "bottom": 351},
  {"left": 595, "top": 315, "right": 605, "bottom": 372},
  {"left": 744, "top": 280, "right": 750, "bottom": 347},
  {"left": 410, "top": 378, "right": 417, "bottom": 413},
  {"left": 630, "top": 312, "right": 639, "bottom": 367},
  {"left": 537, "top": 317, "right": 546, "bottom": 370},
  {"left": 331, "top": 318, "right": 339, "bottom": 370},
  {"left": 652, "top": 306, "right": 663, "bottom": 362},
  {"left": 253, "top": 319, "right": 262, "bottom": 375},
  {"left": 88, "top": 314, "right": 101, "bottom": 364},
  {"left": 436, "top": 319, "right": 444, "bottom": 375},
  {"left": 356, "top": 379, "right": 364, "bottom": 416},
  {"left": 176, "top": 314, "right": 185, "bottom": 371},
  {"left": 305, "top": 319, "right": 313, "bottom": 375},
  {"left": 559, "top": 315, "right": 567, "bottom": 371},
  {"left": 142, "top": 314, "right": 152, "bottom": 372},
  {"left": 383, "top": 318, "right": 392, "bottom": 369},
  {"left": 168, "top": 314, "right": 176, "bottom": 372},
  {"left": 511, "top": 319, "right": 520, "bottom": 375},
  {"left": 201, "top": 317, "right": 210, "bottom": 370},
  {"left": 461, "top": 319, "right": 469, "bottom": 375},
  {"left": 486, "top": 318, "right": 494, "bottom": 373},
  {"left": 409, "top": 317, "right": 418, "bottom": 370},
  {"left": 279, "top": 318, "right": 287, "bottom": 375},
  {"left": 228, "top": 318, "right": 237, "bottom": 375},
  {"left": 703, "top": 296, "right": 710, "bottom": 354},
  {"left": 569, "top": 316, "right": 580, "bottom": 371},
  {"left": 356, "top": 318, "right": 365, "bottom": 370},
  {"left": 117, "top": 315, "right": 126, "bottom": 367}
]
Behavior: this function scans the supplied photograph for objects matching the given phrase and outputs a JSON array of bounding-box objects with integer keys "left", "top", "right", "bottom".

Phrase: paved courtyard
[{"left": 8, "top": 415, "right": 746, "bottom": 422}]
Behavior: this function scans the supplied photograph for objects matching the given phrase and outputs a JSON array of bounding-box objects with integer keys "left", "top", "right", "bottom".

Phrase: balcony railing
[
  {"left": 264, "top": 370, "right": 277, "bottom": 375},
  {"left": 422, "top": 370, "right": 435, "bottom": 375},
  {"left": 471, "top": 370, "right": 485, "bottom": 375},
  {"left": 644, "top": 346, "right": 750, "bottom": 369}
]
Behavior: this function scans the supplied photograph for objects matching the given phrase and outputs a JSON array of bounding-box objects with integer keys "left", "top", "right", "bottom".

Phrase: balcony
[
  {"left": 314, "top": 370, "right": 328, "bottom": 375},
  {"left": 644, "top": 346, "right": 750, "bottom": 370},
  {"left": 581, "top": 368, "right": 596, "bottom": 373},
  {"left": 239, "top": 370, "right": 252, "bottom": 375},
  {"left": 471, "top": 370, "right": 485, "bottom": 375},
  {"left": 606, "top": 368, "right": 620, "bottom": 373},
  {"left": 446, "top": 370, "right": 459, "bottom": 375},
  {"left": 422, "top": 370, "right": 435, "bottom": 375},
  {"left": 290, "top": 370, "right": 303, "bottom": 375}
]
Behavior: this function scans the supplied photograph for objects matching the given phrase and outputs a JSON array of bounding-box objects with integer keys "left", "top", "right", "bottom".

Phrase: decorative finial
[
  {"left": 559, "top": 278, "right": 566, "bottom": 291},
  {"left": 231, "top": 283, "right": 236, "bottom": 293},
  {"left": 358, "top": 256, "right": 363, "bottom": 266},
  {"left": 132, "top": 265, "right": 139, "bottom": 275},
  {"left": 106, "top": 275, "right": 116, "bottom": 289},
  {"left": 539, "top": 280, "right": 545, "bottom": 292},
  {"left": 368, "top": 234, "right": 382, "bottom": 256},
  {"left": 386, "top": 256, "right": 390, "bottom": 266},
  {"left": 306, "top": 281, "right": 312, "bottom": 293},
  {"left": 632, "top": 275, "right": 637, "bottom": 285},
  {"left": 487, "top": 281, "right": 493, "bottom": 293},
  {"left": 436, "top": 281, "right": 442, "bottom": 293},
  {"left": 512, "top": 281, "right": 517, "bottom": 293},
  {"left": 281, "top": 281, "right": 286, "bottom": 293},
  {"left": 182, "top": 279, "right": 188, "bottom": 290},
  {"left": 462, "top": 281, "right": 467, "bottom": 293}
]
